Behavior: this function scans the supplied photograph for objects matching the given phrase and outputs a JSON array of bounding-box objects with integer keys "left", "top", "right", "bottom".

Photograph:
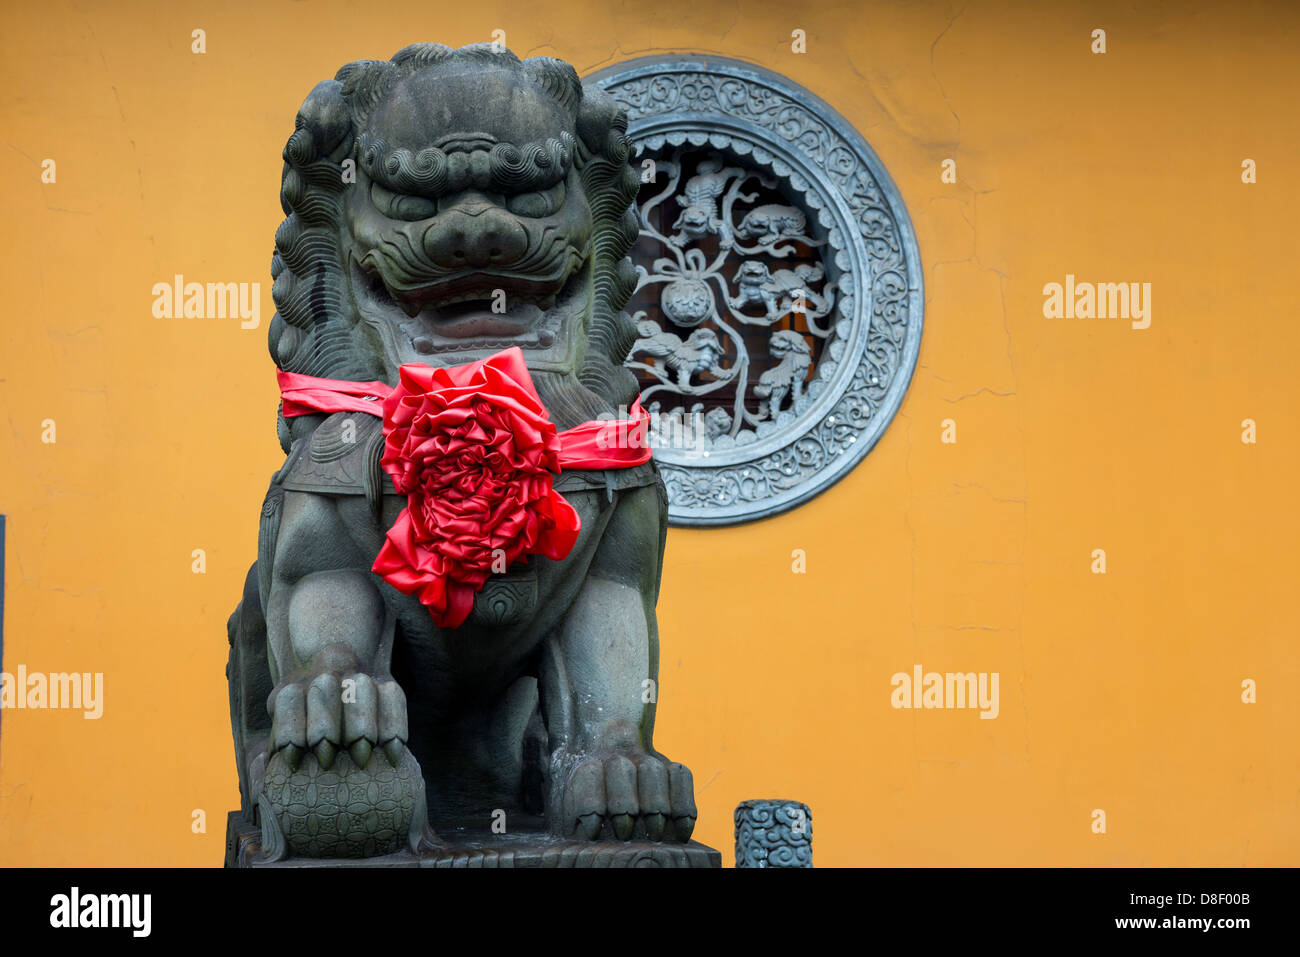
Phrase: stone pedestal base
[{"left": 225, "top": 810, "right": 721, "bottom": 868}]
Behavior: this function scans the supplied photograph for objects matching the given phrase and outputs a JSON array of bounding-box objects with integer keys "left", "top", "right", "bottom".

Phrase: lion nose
[{"left": 421, "top": 208, "right": 528, "bottom": 269}]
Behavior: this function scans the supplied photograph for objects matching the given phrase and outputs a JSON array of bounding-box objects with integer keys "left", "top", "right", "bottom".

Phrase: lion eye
[
  {"left": 506, "top": 181, "right": 566, "bottom": 218},
  {"left": 370, "top": 182, "right": 437, "bottom": 221}
]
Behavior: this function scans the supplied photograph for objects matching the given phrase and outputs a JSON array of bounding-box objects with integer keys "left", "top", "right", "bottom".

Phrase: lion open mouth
[{"left": 351, "top": 256, "right": 589, "bottom": 365}]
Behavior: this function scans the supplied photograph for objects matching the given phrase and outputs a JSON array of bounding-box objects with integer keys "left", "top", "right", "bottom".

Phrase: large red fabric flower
[{"left": 370, "top": 347, "right": 579, "bottom": 628}]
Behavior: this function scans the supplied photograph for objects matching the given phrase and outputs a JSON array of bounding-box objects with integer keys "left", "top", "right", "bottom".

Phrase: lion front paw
[
  {"left": 269, "top": 672, "right": 408, "bottom": 772},
  {"left": 558, "top": 751, "right": 697, "bottom": 843}
]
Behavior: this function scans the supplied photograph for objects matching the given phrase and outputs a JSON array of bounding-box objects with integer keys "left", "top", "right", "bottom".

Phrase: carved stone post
[{"left": 734, "top": 800, "right": 813, "bottom": 868}]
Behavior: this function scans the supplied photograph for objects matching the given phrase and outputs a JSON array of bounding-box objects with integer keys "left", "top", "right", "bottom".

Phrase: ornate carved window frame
[{"left": 591, "top": 56, "right": 924, "bottom": 526}]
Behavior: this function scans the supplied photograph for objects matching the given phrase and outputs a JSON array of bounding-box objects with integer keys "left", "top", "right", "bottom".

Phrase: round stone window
[{"left": 591, "top": 56, "right": 924, "bottom": 526}]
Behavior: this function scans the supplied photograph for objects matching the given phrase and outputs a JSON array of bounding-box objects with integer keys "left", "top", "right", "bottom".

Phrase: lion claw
[{"left": 558, "top": 751, "right": 698, "bottom": 843}]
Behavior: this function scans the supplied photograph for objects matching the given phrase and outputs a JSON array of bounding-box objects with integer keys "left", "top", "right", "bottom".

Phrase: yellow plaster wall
[{"left": 1, "top": 0, "right": 1296, "bottom": 865}]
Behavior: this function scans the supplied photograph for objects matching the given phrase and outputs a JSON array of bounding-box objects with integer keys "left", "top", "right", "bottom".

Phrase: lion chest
[{"left": 278, "top": 413, "right": 655, "bottom": 635}]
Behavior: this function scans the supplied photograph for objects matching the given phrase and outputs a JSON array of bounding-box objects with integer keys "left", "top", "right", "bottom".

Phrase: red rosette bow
[{"left": 370, "top": 347, "right": 580, "bottom": 628}]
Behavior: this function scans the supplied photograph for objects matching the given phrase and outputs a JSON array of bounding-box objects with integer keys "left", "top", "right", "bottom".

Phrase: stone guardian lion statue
[{"left": 225, "top": 43, "right": 702, "bottom": 863}]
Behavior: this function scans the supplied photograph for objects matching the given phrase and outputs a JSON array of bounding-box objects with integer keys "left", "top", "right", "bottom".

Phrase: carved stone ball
[
  {"left": 262, "top": 749, "right": 421, "bottom": 858},
  {"left": 660, "top": 278, "right": 714, "bottom": 327}
]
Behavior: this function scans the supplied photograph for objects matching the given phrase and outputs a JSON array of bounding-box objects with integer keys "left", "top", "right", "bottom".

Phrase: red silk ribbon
[{"left": 276, "top": 347, "right": 651, "bottom": 628}]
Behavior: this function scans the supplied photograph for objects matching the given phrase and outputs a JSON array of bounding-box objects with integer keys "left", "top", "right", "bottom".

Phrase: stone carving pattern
[
  {"left": 628, "top": 149, "right": 837, "bottom": 441},
  {"left": 601, "top": 67, "right": 918, "bottom": 522},
  {"left": 734, "top": 799, "right": 813, "bottom": 868}
]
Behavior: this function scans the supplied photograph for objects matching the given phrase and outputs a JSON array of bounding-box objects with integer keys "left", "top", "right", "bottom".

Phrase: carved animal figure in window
[
  {"left": 670, "top": 156, "right": 745, "bottom": 247},
  {"left": 751, "top": 330, "right": 813, "bottom": 421},
  {"left": 734, "top": 204, "right": 807, "bottom": 245},
  {"left": 731, "top": 260, "right": 828, "bottom": 320},
  {"left": 631, "top": 318, "right": 728, "bottom": 390}
]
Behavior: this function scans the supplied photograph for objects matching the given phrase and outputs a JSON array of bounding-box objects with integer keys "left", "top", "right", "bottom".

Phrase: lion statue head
[{"left": 267, "top": 43, "right": 643, "bottom": 450}]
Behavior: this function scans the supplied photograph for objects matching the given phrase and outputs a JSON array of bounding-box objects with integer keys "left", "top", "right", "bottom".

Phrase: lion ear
[
  {"left": 574, "top": 84, "right": 628, "bottom": 161},
  {"left": 287, "top": 81, "right": 352, "bottom": 164},
  {"left": 335, "top": 59, "right": 397, "bottom": 127},
  {"left": 522, "top": 56, "right": 582, "bottom": 117},
  {"left": 390, "top": 43, "right": 455, "bottom": 69}
]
